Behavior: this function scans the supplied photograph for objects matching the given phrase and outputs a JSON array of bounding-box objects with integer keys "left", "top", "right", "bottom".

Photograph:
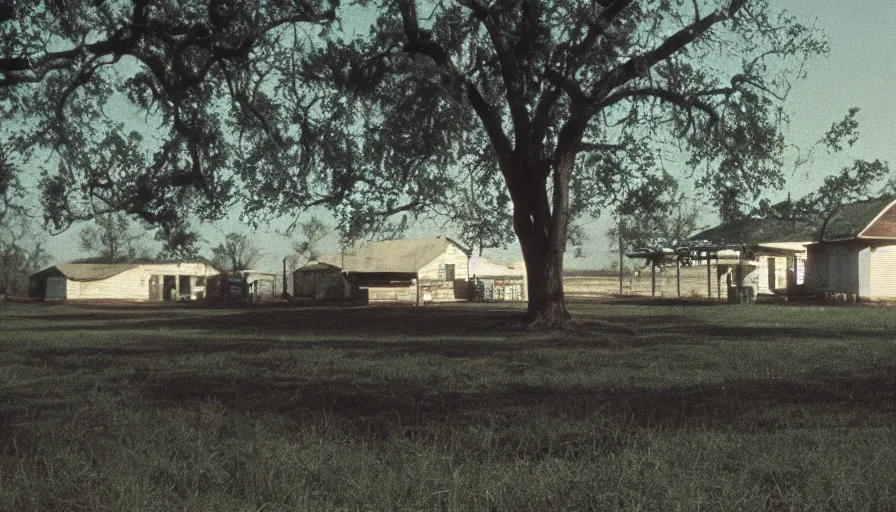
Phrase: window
[{"left": 444, "top": 264, "right": 455, "bottom": 281}]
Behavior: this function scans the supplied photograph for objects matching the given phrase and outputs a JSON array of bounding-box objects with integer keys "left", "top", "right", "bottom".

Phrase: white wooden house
[
  {"left": 804, "top": 197, "right": 896, "bottom": 300},
  {"left": 689, "top": 217, "right": 817, "bottom": 298},
  {"left": 29, "top": 262, "right": 219, "bottom": 300}
]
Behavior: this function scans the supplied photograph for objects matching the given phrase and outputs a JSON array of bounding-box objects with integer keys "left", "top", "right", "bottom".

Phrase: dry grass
[{"left": 1, "top": 299, "right": 895, "bottom": 511}]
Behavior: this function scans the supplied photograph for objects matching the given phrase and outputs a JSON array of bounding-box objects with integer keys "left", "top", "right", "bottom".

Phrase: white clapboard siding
[
  {"left": 870, "top": 245, "right": 896, "bottom": 299},
  {"left": 73, "top": 267, "right": 151, "bottom": 299},
  {"left": 66, "top": 263, "right": 218, "bottom": 300},
  {"left": 417, "top": 243, "right": 469, "bottom": 281},
  {"left": 754, "top": 256, "right": 772, "bottom": 294}
]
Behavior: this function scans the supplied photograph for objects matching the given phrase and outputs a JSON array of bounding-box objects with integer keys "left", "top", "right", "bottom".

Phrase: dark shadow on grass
[
  {"left": 4, "top": 303, "right": 893, "bottom": 346},
  {"left": 127, "top": 365, "right": 896, "bottom": 440}
]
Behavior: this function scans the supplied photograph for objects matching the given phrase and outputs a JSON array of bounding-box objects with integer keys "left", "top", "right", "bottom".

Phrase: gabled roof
[
  {"left": 822, "top": 196, "right": 896, "bottom": 241},
  {"left": 690, "top": 196, "right": 896, "bottom": 247},
  {"left": 318, "top": 236, "right": 469, "bottom": 274},
  {"left": 31, "top": 263, "right": 140, "bottom": 281},
  {"left": 690, "top": 217, "right": 818, "bottom": 247}
]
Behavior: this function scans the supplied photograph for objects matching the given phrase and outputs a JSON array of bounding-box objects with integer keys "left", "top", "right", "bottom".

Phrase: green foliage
[
  {"left": 292, "top": 215, "right": 328, "bottom": 264},
  {"left": 3, "top": 0, "right": 338, "bottom": 250},
  {"left": 2, "top": 1, "right": 827, "bottom": 249},
  {"left": 0, "top": 210, "right": 49, "bottom": 295},
  {"left": 2, "top": 1, "right": 832, "bottom": 319},
  {"left": 77, "top": 211, "right": 149, "bottom": 262},
  {"left": 608, "top": 192, "right": 703, "bottom": 252},
  {"left": 823, "top": 107, "right": 860, "bottom": 152},
  {"left": 0, "top": 145, "right": 18, "bottom": 223},
  {"left": 211, "top": 232, "right": 262, "bottom": 271},
  {"left": 756, "top": 109, "right": 891, "bottom": 223}
]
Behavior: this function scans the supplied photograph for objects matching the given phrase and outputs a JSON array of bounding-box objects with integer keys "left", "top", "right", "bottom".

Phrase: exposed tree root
[{"left": 524, "top": 303, "right": 578, "bottom": 331}]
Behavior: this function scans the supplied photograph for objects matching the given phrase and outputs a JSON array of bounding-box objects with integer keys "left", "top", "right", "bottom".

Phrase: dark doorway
[
  {"left": 163, "top": 275, "right": 176, "bottom": 301},
  {"left": 179, "top": 276, "right": 191, "bottom": 299}
]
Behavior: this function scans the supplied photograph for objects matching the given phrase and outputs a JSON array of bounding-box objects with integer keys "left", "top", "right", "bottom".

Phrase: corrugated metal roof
[
  {"left": 54, "top": 263, "right": 140, "bottom": 281},
  {"left": 823, "top": 196, "right": 896, "bottom": 241},
  {"left": 318, "top": 237, "right": 468, "bottom": 273}
]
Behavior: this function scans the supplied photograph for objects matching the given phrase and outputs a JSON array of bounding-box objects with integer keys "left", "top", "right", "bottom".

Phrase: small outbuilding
[
  {"left": 293, "top": 262, "right": 351, "bottom": 299},
  {"left": 29, "top": 261, "right": 219, "bottom": 301}
]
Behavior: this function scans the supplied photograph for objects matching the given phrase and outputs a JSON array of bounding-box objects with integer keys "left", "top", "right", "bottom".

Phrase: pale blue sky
[{"left": 36, "top": 0, "right": 896, "bottom": 271}]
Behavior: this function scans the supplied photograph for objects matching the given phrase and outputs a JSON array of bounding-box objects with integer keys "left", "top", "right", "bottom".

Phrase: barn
[
  {"left": 315, "top": 236, "right": 471, "bottom": 303},
  {"left": 804, "top": 196, "right": 896, "bottom": 300},
  {"left": 29, "top": 261, "right": 219, "bottom": 301}
]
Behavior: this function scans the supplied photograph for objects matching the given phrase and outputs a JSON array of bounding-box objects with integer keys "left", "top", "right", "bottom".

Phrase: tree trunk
[
  {"left": 519, "top": 230, "right": 571, "bottom": 328},
  {"left": 508, "top": 153, "right": 574, "bottom": 330}
]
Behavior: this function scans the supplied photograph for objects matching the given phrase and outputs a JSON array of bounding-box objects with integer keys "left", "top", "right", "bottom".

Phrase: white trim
[{"left": 856, "top": 198, "right": 896, "bottom": 239}]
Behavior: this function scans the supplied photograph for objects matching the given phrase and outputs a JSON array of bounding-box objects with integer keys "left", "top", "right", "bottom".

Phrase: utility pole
[
  {"left": 618, "top": 217, "right": 624, "bottom": 295},
  {"left": 282, "top": 257, "right": 289, "bottom": 298}
]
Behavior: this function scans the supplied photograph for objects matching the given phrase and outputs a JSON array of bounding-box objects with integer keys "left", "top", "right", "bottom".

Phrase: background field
[{"left": 1, "top": 300, "right": 895, "bottom": 511}]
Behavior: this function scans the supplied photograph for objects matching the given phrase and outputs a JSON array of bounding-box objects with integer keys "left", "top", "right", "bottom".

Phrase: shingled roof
[
  {"left": 822, "top": 196, "right": 896, "bottom": 241},
  {"left": 690, "top": 217, "right": 818, "bottom": 246},
  {"left": 318, "top": 237, "right": 469, "bottom": 273},
  {"left": 690, "top": 196, "right": 896, "bottom": 247}
]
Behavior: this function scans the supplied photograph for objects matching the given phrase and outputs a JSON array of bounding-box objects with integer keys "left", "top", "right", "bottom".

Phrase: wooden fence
[{"left": 565, "top": 264, "right": 729, "bottom": 299}]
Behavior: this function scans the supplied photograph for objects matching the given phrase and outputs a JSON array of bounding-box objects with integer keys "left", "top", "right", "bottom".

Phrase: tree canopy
[
  {"left": 211, "top": 232, "right": 263, "bottom": 271},
  {"left": 1, "top": 1, "right": 849, "bottom": 325},
  {"left": 0, "top": 208, "right": 48, "bottom": 296},
  {"left": 77, "top": 211, "right": 148, "bottom": 261},
  {"left": 292, "top": 214, "right": 328, "bottom": 264}
]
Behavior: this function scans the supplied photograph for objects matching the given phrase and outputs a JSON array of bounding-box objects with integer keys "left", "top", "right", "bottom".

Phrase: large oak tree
[
  {"left": 2, "top": 1, "right": 828, "bottom": 326},
  {"left": 311, "top": 0, "right": 827, "bottom": 326}
]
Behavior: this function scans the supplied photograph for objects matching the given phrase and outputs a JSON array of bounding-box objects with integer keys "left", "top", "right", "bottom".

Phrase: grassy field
[{"left": 1, "top": 299, "right": 895, "bottom": 511}]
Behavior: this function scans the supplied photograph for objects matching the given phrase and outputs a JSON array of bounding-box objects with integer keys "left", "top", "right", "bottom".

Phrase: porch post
[
  {"left": 651, "top": 259, "right": 656, "bottom": 298},
  {"left": 716, "top": 259, "right": 721, "bottom": 299},
  {"left": 618, "top": 233, "right": 624, "bottom": 295},
  {"left": 415, "top": 274, "right": 421, "bottom": 306},
  {"left": 676, "top": 257, "right": 681, "bottom": 298},
  {"left": 706, "top": 253, "right": 711, "bottom": 298},
  {"left": 282, "top": 257, "right": 288, "bottom": 298}
]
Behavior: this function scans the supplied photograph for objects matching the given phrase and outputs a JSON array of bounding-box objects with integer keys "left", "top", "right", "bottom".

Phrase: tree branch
[
  {"left": 566, "top": 0, "right": 633, "bottom": 69},
  {"left": 596, "top": 86, "right": 719, "bottom": 124},
  {"left": 590, "top": 2, "right": 742, "bottom": 102},
  {"left": 458, "top": 0, "right": 530, "bottom": 146},
  {"left": 398, "top": 0, "right": 512, "bottom": 159}
]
